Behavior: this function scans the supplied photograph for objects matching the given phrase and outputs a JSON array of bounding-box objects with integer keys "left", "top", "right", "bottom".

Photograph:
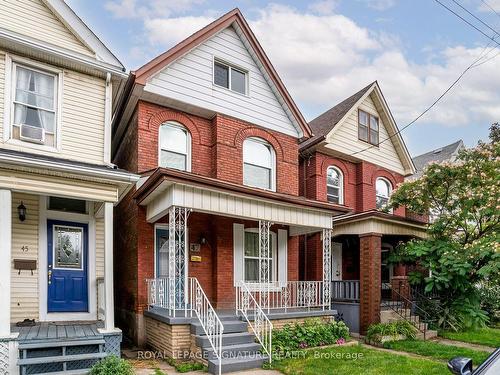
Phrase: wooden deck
[{"left": 12, "top": 321, "right": 104, "bottom": 343}]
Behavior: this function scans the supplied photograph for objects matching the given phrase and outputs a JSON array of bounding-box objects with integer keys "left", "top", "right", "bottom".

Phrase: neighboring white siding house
[
  {"left": 145, "top": 26, "right": 300, "bottom": 137},
  {"left": 326, "top": 94, "right": 406, "bottom": 175}
]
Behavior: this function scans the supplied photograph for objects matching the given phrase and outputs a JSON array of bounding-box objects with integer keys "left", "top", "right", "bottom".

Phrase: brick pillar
[
  {"left": 391, "top": 276, "right": 410, "bottom": 302},
  {"left": 359, "top": 233, "right": 382, "bottom": 335},
  {"left": 394, "top": 263, "right": 407, "bottom": 277}
]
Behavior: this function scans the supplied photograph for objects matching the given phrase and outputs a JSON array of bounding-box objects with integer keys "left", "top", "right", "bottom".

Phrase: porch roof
[
  {"left": 134, "top": 168, "right": 349, "bottom": 232},
  {"left": 331, "top": 210, "right": 428, "bottom": 237}
]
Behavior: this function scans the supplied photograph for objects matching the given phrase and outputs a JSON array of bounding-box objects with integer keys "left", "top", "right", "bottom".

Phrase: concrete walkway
[
  {"left": 132, "top": 360, "right": 281, "bottom": 375},
  {"left": 430, "top": 338, "right": 495, "bottom": 353}
]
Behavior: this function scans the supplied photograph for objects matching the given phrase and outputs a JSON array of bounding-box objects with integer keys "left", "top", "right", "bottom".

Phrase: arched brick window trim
[
  {"left": 319, "top": 158, "right": 350, "bottom": 182},
  {"left": 371, "top": 169, "right": 397, "bottom": 189},
  {"left": 147, "top": 109, "right": 201, "bottom": 145},
  {"left": 234, "top": 127, "right": 284, "bottom": 162}
]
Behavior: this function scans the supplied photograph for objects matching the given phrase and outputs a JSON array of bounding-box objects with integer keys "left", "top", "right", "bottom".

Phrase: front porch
[
  {"left": 0, "top": 153, "right": 138, "bottom": 374},
  {"left": 131, "top": 168, "right": 345, "bottom": 374}
]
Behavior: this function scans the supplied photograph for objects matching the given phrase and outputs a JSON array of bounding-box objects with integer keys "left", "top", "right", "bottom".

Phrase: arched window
[
  {"left": 243, "top": 137, "right": 275, "bottom": 190},
  {"left": 376, "top": 177, "right": 392, "bottom": 209},
  {"left": 158, "top": 121, "right": 191, "bottom": 171},
  {"left": 326, "top": 166, "right": 343, "bottom": 204}
]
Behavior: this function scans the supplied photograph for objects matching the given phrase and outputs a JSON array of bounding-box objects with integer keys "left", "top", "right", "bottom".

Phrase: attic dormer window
[
  {"left": 358, "top": 109, "right": 379, "bottom": 146},
  {"left": 214, "top": 59, "right": 247, "bottom": 95}
]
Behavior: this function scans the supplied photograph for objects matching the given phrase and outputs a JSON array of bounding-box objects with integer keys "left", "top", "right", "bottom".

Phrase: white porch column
[
  {"left": 259, "top": 220, "right": 272, "bottom": 313},
  {"left": 103, "top": 202, "right": 115, "bottom": 331},
  {"left": 0, "top": 189, "right": 12, "bottom": 337},
  {"left": 322, "top": 228, "right": 332, "bottom": 310}
]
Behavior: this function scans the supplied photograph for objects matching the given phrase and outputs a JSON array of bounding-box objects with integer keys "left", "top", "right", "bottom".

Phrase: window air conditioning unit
[{"left": 20, "top": 124, "right": 45, "bottom": 144}]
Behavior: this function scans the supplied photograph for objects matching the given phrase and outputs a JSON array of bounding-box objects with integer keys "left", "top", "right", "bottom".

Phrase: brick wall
[
  {"left": 136, "top": 101, "right": 300, "bottom": 195},
  {"left": 299, "top": 152, "right": 405, "bottom": 216}
]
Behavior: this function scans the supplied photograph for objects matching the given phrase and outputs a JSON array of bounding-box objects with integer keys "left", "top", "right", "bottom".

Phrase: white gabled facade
[
  {"left": 0, "top": 1, "right": 137, "bottom": 374},
  {"left": 144, "top": 25, "right": 303, "bottom": 138}
]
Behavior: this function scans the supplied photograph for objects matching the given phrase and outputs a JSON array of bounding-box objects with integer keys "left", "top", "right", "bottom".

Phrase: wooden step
[{"left": 18, "top": 339, "right": 105, "bottom": 350}]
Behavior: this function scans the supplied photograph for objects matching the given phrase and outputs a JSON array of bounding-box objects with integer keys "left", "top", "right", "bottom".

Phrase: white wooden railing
[
  {"left": 146, "top": 277, "right": 224, "bottom": 374},
  {"left": 331, "top": 280, "right": 360, "bottom": 302},
  {"left": 243, "top": 281, "right": 328, "bottom": 312},
  {"left": 235, "top": 281, "right": 273, "bottom": 363}
]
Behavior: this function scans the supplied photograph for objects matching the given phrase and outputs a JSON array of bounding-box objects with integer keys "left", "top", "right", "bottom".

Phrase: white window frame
[
  {"left": 243, "top": 228, "right": 278, "bottom": 283},
  {"left": 3, "top": 53, "right": 63, "bottom": 152},
  {"left": 158, "top": 121, "right": 192, "bottom": 172},
  {"left": 376, "top": 177, "right": 392, "bottom": 211},
  {"left": 212, "top": 57, "right": 249, "bottom": 96},
  {"left": 243, "top": 137, "right": 276, "bottom": 191},
  {"left": 326, "top": 166, "right": 344, "bottom": 204}
]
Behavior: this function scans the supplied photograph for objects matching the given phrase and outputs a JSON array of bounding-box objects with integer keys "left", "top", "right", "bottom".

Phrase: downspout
[
  {"left": 302, "top": 154, "right": 308, "bottom": 280},
  {"left": 104, "top": 72, "right": 112, "bottom": 165}
]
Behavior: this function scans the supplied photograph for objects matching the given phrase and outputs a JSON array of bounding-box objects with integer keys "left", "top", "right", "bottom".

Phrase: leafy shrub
[
  {"left": 90, "top": 356, "right": 134, "bottom": 375},
  {"left": 366, "top": 321, "right": 417, "bottom": 343},
  {"left": 272, "top": 318, "right": 349, "bottom": 354},
  {"left": 478, "top": 282, "right": 500, "bottom": 325}
]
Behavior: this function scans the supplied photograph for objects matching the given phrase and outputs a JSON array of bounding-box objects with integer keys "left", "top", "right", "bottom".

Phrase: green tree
[{"left": 389, "top": 123, "right": 500, "bottom": 328}]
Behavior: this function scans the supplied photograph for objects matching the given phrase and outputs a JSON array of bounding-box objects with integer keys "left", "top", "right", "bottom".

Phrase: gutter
[{"left": 0, "top": 153, "right": 139, "bottom": 184}]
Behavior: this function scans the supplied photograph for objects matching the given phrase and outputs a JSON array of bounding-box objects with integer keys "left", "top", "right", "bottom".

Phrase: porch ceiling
[
  {"left": 332, "top": 211, "right": 428, "bottom": 238},
  {"left": 135, "top": 169, "right": 343, "bottom": 231}
]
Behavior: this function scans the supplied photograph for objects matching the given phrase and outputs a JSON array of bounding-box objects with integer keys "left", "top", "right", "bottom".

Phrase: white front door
[{"left": 332, "top": 242, "right": 342, "bottom": 280}]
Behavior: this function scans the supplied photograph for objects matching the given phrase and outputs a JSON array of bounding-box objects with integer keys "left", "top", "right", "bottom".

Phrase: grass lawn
[
  {"left": 439, "top": 327, "right": 500, "bottom": 348},
  {"left": 383, "top": 340, "right": 491, "bottom": 365},
  {"left": 270, "top": 344, "right": 448, "bottom": 375}
]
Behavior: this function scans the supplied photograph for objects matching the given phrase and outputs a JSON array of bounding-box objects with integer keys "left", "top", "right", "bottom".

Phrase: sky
[{"left": 67, "top": 0, "right": 500, "bottom": 156}]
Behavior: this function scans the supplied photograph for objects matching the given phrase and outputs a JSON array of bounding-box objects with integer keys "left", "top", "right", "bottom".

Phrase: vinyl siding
[
  {"left": 326, "top": 94, "right": 406, "bottom": 174},
  {"left": 11, "top": 192, "right": 39, "bottom": 322},
  {"left": 0, "top": 0, "right": 94, "bottom": 56},
  {"left": 0, "top": 52, "right": 4, "bottom": 141},
  {"left": 0, "top": 52, "right": 107, "bottom": 165},
  {"left": 145, "top": 26, "right": 299, "bottom": 137}
]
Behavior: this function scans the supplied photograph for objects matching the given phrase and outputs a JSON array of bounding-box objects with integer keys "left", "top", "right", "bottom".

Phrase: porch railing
[
  {"left": 235, "top": 281, "right": 273, "bottom": 363},
  {"left": 243, "top": 281, "right": 328, "bottom": 312},
  {"left": 331, "top": 280, "right": 360, "bottom": 302},
  {"left": 146, "top": 277, "right": 224, "bottom": 374}
]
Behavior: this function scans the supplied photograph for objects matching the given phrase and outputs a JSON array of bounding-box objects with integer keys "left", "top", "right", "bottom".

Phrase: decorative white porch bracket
[
  {"left": 322, "top": 228, "right": 332, "bottom": 310},
  {"left": 168, "top": 206, "right": 191, "bottom": 316},
  {"left": 258, "top": 220, "right": 272, "bottom": 313}
]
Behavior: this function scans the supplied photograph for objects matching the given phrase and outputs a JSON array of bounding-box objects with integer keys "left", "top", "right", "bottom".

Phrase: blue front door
[{"left": 47, "top": 220, "right": 89, "bottom": 312}]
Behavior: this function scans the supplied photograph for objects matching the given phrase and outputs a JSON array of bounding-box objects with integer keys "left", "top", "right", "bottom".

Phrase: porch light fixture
[{"left": 18, "top": 202, "right": 26, "bottom": 222}]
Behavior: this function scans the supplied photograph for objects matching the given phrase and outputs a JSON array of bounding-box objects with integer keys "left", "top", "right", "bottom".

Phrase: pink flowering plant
[{"left": 388, "top": 123, "right": 500, "bottom": 329}]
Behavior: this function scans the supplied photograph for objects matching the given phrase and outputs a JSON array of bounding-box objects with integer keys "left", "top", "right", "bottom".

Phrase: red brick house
[
  {"left": 111, "top": 9, "right": 349, "bottom": 374},
  {"left": 299, "top": 81, "right": 428, "bottom": 335}
]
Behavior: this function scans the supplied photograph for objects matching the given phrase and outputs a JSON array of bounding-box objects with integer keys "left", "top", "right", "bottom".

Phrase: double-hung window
[
  {"left": 214, "top": 59, "right": 247, "bottom": 95},
  {"left": 326, "top": 166, "right": 343, "bottom": 204},
  {"left": 11, "top": 63, "right": 58, "bottom": 147},
  {"left": 243, "top": 138, "right": 275, "bottom": 191},
  {"left": 159, "top": 121, "right": 191, "bottom": 171},
  {"left": 358, "top": 109, "right": 379, "bottom": 145},
  {"left": 376, "top": 177, "right": 392, "bottom": 210},
  {"left": 244, "top": 230, "right": 276, "bottom": 282}
]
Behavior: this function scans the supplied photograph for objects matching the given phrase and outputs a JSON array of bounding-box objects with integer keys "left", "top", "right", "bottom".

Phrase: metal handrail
[
  {"left": 243, "top": 281, "right": 327, "bottom": 312},
  {"left": 410, "top": 285, "right": 459, "bottom": 331},
  {"left": 381, "top": 285, "right": 432, "bottom": 340},
  {"left": 236, "top": 281, "right": 273, "bottom": 363},
  {"left": 146, "top": 277, "right": 224, "bottom": 374},
  {"left": 189, "top": 278, "right": 224, "bottom": 375}
]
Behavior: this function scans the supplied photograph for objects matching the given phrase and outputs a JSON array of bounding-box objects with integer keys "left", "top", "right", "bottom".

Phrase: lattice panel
[
  {"left": 104, "top": 333, "right": 122, "bottom": 357},
  {"left": 0, "top": 342, "right": 8, "bottom": 375}
]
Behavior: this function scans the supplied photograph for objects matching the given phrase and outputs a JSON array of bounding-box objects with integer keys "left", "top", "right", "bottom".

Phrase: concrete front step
[
  {"left": 203, "top": 342, "right": 262, "bottom": 360},
  {"left": 191, "top": 320, "right": 248, "bottom": 335},
  {"left": 417, "top": 329, "right": 438, "bottom": 340},
  {"left": 208, "top": 354, "right": 267, "bottom": 374},
  {"left": 195, "top": 332, "right": 255, "bottom": 348}
]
